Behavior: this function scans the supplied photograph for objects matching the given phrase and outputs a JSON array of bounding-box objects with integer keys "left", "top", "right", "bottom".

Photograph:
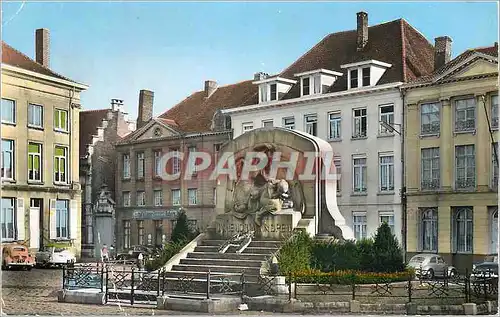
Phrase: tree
[
  {"left": 171, "top": 211, "right": 193, "bottom": 243},
  {"left": 372, "top": 222, "right": 405, "bottom": 273}
]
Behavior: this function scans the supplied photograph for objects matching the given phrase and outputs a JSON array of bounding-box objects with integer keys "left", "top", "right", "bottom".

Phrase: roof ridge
[
  {"left": 2, "top": 41, "right": 73, "bottom": 82},
  {"left": 80, "top": 108, "right": 109, "bottom": 113}
]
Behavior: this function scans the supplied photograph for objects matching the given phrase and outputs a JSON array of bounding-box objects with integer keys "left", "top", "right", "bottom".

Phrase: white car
[{"left": 35, "top": 247, "right": 76, "bottom": 268}]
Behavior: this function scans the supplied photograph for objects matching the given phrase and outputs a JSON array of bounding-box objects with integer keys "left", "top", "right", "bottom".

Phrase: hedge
[{"left": 291, "top": 269, "right": 414, "bottom": 285}]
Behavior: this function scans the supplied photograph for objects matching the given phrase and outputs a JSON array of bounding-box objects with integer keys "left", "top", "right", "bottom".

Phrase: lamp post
[{"left": 379, "top": 121, "right": 407, "bottom": 262}]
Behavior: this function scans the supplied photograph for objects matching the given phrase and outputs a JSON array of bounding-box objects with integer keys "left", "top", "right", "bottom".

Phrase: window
[
  {"left": 56, "top": 200, "right": 69, "bottom": 239},
  {"left": 420, "top": 102, "right": 440, "bottom": 135},
  {"left": 122, "top": 191, "right": 130, "bottom": 207},
  {"left": 154, "top": 190, "right": 163, "bottom": 206},
  {"left": 302, "top": 77, "right": 310, "bottom": 96},
  {"left": 328, "top": 113, "right": 341, "bottom": 140},
  {"left": 420, "top": 208, "right": 438, "bottom": 251},
  {"left": 353, "top": 108, "right": 367, "bottom": 138},
  {"left": 54, "top": 109, "right": 68, "bottom": 132},
  {"left": 262, "top": 120, "right": 273, "bottom": 128},
  {"left": 1, "top": 198, "right": 15, "bottom": 240},
  {"left": 334, "top": 159, "right": 341, "bottom": 193},
  {"left": 454, "top": 98, "right": 476, "bottom": 132},
  {"left": 172, "top": 189, "right": 181, "bottom": 206},
  {"left": 1, "top": 139, "right": 14, "bottom": 180},
  {"left": 352, "top": 157, "right": 367, "bottom": 193},
  {"left": 493, "top": 143, "right": 498, "bottom": 188},
  {"left": 188, "top": 188, "right": 198, "bottom": 205},
  {"left": 259, "top": 85, "right": 268, "bottom": 103},
  {"left": 453, "top": 207, "right": 473, "bottom": 253},
  {"left": 379, "top": 104, "right": 394, "bottom": 134},
  {"left": 136, "top": 191, "right": 145, "bottom": 206},
  {"left": 283, "top": 117, "right": 295, "bottom": 129},
  {"left": 123, "top": 221, "right": 131, "bottom": 249},
  {"left": 304, "top": 114, "right": 317, "bottom": 136},
  {"left": 455, "top": 145, "right": 475, "bottom": 189},
  {"left": 123, "top": 154, "right": 130, "bottom": 179},
  {"left": 172, "top": 149, "right": 181, "bottom": 175},
  {"left": 270, "top": 84, "right": 277, "bottom": 101},
  {"left": 28, "top": 142, "right": 42, "bottom": 182},
  {"left": 379, "top": 212, "right": 395, "bottom": 234},
  {"left": 154, "top": 220, "right": 163, "bottom": 247},
  {"left": 242, "top": 122, "right": 253, "bottom": 133},
  {"left": 492, "top": 95, "right": 498, "bottom": 129},
  {"left": 313, "top": 75, "right": 321, "bottom": 94},
  {"left": 353, "top": 212, "right": 367, "bottom": 240},
  {"left": 1, "top": 99, "right": 15, "bottom": 124},
  {"left": 362, "top": 67, "right": 370, "bottom": 86},
  {"left": 350, "top": 69, "right": 358, "bottom": 89},
  {"left": 54, "top": 146, "right": 68, "bottom": 184},
  {"left": 28, "top": 104, "right": 43, "bottom": 128},
  {"left": 137, "top": 220, "right": 144, "bottom": 245},
  {"left": 379, "top": 154, "right": 394, "bottom": 191},
  {"left": 154, "top": 150, "right": 162, "bottom": 177},
  {"left": 213, "top": 188, "right": 217, "bottom": 205},
  {"left": 136, "top": 152, "right": 145, "bottom": 179},
  {"left": 421, "top": 148, "right": 440, "bottom": 190}
]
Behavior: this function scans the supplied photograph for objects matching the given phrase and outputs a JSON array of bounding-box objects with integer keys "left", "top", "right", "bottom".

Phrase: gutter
[{"left": 400, "top": 87, "right": 407, "bottom": 262}]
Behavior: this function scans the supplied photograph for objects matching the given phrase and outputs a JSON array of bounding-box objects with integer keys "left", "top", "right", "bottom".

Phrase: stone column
[
  {"left": 475, "top": 94, "right": 490, "bottom": 191},
  {"left": 438, "top": 206, "right": 451, "bottom": 254},
  {"left": 473, "top": 205, "right": 489, "bottom": 255},
  {"left": 440, "top": 98, "right": 453, "bottom": 191}
]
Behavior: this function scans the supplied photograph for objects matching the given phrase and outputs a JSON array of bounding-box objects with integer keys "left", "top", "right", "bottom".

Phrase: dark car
[
  {"left": 115, "top": 245, "right": 155, "bottom": 261},
  {"left": 471, "top": 255, "right": 498, "bottom": 281}
]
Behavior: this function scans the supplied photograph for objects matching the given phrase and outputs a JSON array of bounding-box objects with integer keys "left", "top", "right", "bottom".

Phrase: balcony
[
  {"left": 421, "top": 179, "right": 440, "bottom": 191},
  {"left": 455, "top": 178, "right": 475, "bottom": 190},
  {"left": 454, "top": 119, "right": 475, "bottom": 132},
  {"left": 421, "top": 123, "right": 440, "bottom": 135}
]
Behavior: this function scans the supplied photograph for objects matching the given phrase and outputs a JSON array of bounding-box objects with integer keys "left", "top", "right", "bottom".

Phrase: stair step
[
  {"left": 163, "top": 270, "right": 260, "bottom": 283},
  {"left": 172, "top": 264, "right": 260, "bottom": 274},
  {"left": 194, "top": 246, "right": 278, "bottom": 254},
  {"left": 180, "top": 258, "right": 264, "bottom": 268},
  {"left": 201, "top": 240, "right": 281, "bottom": 248},
  {"left": 187, "top": 252, "right": 268, "bottom": 261}
]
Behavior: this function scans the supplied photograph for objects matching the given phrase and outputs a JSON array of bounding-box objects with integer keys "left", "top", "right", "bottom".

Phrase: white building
[{"left": 222, "top": 12, "right": 440, "bottom": 246}]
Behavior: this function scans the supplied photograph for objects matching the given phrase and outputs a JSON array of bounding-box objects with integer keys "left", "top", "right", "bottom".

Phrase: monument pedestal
[{"left": 209, "top": 209, "right": 302, "bottom": 240}]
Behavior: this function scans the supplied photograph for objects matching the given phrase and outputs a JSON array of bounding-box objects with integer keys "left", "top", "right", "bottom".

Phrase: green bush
[
  {"left": 276, "top": 230, "right": 312, "bottom": 276},
  {"left": 372, "top": 222, "right": 405, "bottom": 273},
  {"left": 144, "top": 240, "right": 186, "bottom": 271},
  {"left": 171, "top": 210, "right": 198, "bottom": 243},
  {"left": 291, "top": 269, "right": 413, "bottom": 284}
]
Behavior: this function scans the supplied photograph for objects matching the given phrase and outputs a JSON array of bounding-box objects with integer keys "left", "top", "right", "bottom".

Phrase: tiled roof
[
  {"left": 79, "top": 109, "right": 109, "bottom": 157},
  {"left": 407, "top": 44, "right": 498, "bottom": 85},
  {"left": 158, "top": 17, "right": 435, "bottom": 132},
  {"left": 159, "top": 80, "right": 258, "bottom": 133},
  {"left": 279, "top": 19, "right": 435, "bottom": 99},
  {"left": 1, "top": 41, "right": 75, "bottom": 82}
]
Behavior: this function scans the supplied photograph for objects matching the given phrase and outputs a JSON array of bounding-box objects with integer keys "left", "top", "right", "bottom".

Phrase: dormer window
[
  {"left": 295, "top": 69, "right": 343, "bottom": 97},
  {"left": 341, "top": 60, "right": 392, "bottom": 90},
  {"left": 253, "top": 76, "right": 296, "bottom": 104}
]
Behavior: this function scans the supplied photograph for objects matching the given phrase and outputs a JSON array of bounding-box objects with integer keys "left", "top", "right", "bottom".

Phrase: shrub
[
  {"left": 144, "top": 240, "right": 186, "bottom": 271},
  {"left": 372, "top": 222, "right": 405, "bottom": 273},
  {"left": 171, "top": 210, "right": 197, "bottom": 243},
  {"left": 277, "top": 230, "right": 312, "bottom": 276},
  {"left": 356, "top": 238, "right": 375, "bottom": 272},
  {"left": 311, "top": 240, "right": 361, "bottom": 272},
  {"left": 291, "top": 269, "right": 413, "bottom": 285}
]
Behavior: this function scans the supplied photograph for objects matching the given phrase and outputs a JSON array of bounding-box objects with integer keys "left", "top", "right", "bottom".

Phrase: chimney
[
  {"left": 356, "top": 12, "right": 368, "bottom": 51},
  {"left": 254, "top": 72, "right": 269, "bottom": 81},
  {"left": 35, "top": 28, "right": 50, "bottom": 67},
  {"left": 111, "top": 99, "right": 123, "bottom": 112},
  {"left": 204, "top": 80, "right": 217, "bottom": 98},
  {"left": 137, "top": 90, "right": 154, "bottom": 129},
  {"left": 434, "top": 36, "right": 453, "bottom": 70}
]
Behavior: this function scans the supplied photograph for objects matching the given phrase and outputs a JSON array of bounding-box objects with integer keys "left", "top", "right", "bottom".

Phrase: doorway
[{"left": 30, "top": 198, "right": 43, "bottom": 250}]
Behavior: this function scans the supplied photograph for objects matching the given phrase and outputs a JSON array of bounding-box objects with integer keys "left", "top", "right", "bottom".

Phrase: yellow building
[
  {"left": 1, "top": 29, "right": 88, "bottom": 257},
  {"left": 403, "top": 41, "right": 498, "bottom": 272}
]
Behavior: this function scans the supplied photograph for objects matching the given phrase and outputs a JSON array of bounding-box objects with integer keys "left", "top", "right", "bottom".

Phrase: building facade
[
  {"left": 79, "top": 99, "right": 135, "bottom": 258},
  {"left": 1, "top": 29, "right": 88, "bottom": 256},
  {"left": 403, "top": 43, "right": 498, "bottom": 272},
  {"left": 114, "top": 81, "right": 256, "bottom": 251},
  {"left": 223, "top": 12, "right": 437, "bottom": 245}
]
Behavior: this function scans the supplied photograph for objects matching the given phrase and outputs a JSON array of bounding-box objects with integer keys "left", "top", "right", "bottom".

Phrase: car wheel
[
  {"left": 427, "top": 269, "right": 435, "bottom": 279},
  {"left": 1, "top": 261, "right": 6, "bottom": 270},
  {"left": 27, "top": 266, "right": 32, "bottom": 271},
  {"left": 448, "top": 269, "right": 457, "bottom": 279}
]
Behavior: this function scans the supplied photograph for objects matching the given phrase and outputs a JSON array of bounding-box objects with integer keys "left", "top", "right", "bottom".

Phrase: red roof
[
  {"left": 1, "top": 41, "right": 75, "bottom": 82},
  {"left": 79, "top": 109, "right": 109, "bottom": 156}
]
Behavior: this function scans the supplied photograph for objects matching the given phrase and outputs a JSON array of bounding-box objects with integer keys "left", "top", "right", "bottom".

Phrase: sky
[{"left": 1, "top": 1, "right": 498, "bottom": 120}]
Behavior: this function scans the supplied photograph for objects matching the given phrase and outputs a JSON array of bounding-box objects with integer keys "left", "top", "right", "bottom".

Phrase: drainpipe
[{"left": 400, "top": 88, "right": 407, "bottom": 262}]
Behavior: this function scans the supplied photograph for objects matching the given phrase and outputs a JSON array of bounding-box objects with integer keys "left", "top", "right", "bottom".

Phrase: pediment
[
  {"left": 435, "top": 53, "right": 498, "bottom": 83},
  {"left": 136, "top": 122, "right": 179, "bottom": 141},
  {"left": 453, "top": 59, "right": 498, "bottom": 78}
]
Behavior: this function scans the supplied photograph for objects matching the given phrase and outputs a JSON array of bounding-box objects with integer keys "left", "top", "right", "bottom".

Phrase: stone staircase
[{"left": 162, "top": 239, "right": 281, "bottom": 296}]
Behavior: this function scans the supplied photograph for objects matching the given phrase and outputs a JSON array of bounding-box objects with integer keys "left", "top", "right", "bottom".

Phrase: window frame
[
  {"left": 154, "top": 190, "right": 163, "bottom": 206},
  {"left": 379, "top": 153, "right": 394, "bottom": 192},
  {"left": 123, "top": 220, "right": 131, "bottom": 249},
  {"left": 328, "top": 112, "right": 341, "bottom": 140},
  {"left": 123, "top": 154, "right": 131, "bottom": 179},
  {"left": 352, "top": 108, "right": 367, "bottom": 139},
  {"left": 455, "top": 144, "right": 476, "bottom": 189},
  {"left": 420, "top": 147, "right": 440, "bottom": 190},
  {"left": 242, "top": 122, "right": 254, "bottom": 133},
  {"left": 136, "top": 152, "right": 145, "bottom": 179},
  {"left": 171, "top": 189, "right": 181, "bottom": 206},
  {"left": 55, "top": 199, "right": 69, "bottom": 239},
  {"left": 352, "top": 211, "right": 367, "bottom": 240},
  {"left": 28, "top": 103, "right": 44, "bottom": 129},
  {"left": 349, "top": 69, "right": 358, "bottom": 89},
  {"left": 262, "top": 120, "right": 273, "bottom": 128},
  {"left": 283, "top": 117, "right": 295, "bottom": 129},
  {"left": 1, "top": 98, "right": 16, "bottom": 125},
  {"left": 259, "top": 84, "right": 268, "bottom": 103},
  {"left": 334, "top": 158, "right": 341, "bottom": 193},
  {"left": 378, "top": 211, "right": 395, "bottom": 234},
  {"left": 54, "top": 108, "right": 69, "bottom": 132},
  {"left": 122, "top": 191, "right": 131, "bottom": 207},
  {"left": 419, "top": 207, "right": 438, "bottom": 252},
  {"left": 28, "top": 142, "right": 43, "bottom": 182},
  {"left": 492, "top": 95, "right": 498, "bottom": 130},
  {"left": 137, "top": 220, "right": 145, "bottom": 245},
  {"left": 153, "top": 150, "right": 162, "bottom": 177},
  {"left": 54, "top": 145, "right": 68, "bottom": 184},
  {"left": 362, "top": 67, "right": 370, "bottom": 87},
  {"left": 420, "top": 102, "right": 441, "bottom": 136},
  {"left": 352, "top": 155, "right": 367, "bottom": 193},
  {"left": 1, "top": 197, "right": 16, "bottom": 241},
  {"left": 302, "top": 77, "right": 310, "bottom": 96},
  {"left": 136, "top": 191, "right": 146, "bottom": 206},
  {"left": 453, "top": 206, "right": 473, "bottom": 253},
  {"left": 1, "top": 139, "right": 14, "bottom": 181},
  {"left": 270, "top": 83, "right": 277, "bottom": 101},
  {"left": 379, "top": 104, "right": 395, "bottom": 135},
  {"left": 171, "top": 148, "right": 181, "bottom": 175},
  {"left": 454, "top": 97, "right": 476, "bottom": 133},
  {"left": 188, "top": 188, "right": 198, "bottom": 206},
  {"left": 304, "top": 114, "right": 318, "bottom": 136}
]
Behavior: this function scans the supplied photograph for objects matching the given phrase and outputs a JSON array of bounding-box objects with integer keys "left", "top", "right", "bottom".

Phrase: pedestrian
[
  {"left": 137, "top": 253, "right": 144, "bottom": 270},
  {"left": 101, "top": 244, "right": 109, "bottom": 263}
]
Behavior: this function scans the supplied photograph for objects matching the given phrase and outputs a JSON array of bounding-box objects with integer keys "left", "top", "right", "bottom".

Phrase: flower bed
[{"left": 291, "top": 269, "right": 414, "bottom": 284}]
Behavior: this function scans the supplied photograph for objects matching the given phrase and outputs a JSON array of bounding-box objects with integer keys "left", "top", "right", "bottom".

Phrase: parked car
[
  {"left": 471, "top": 255, "right": 498, "bottom": 281},
  {"left": 115, "top": 245, "right": 155, "bottom": 261},
  {"left": 407, "top": 254, "right": 458, "bottom": 279},
  {"left": 35, "top": 247, "right": 76, "bottom": 268},
  {"left": 1, "top": 243, "right": 35, "bottom": 270}
]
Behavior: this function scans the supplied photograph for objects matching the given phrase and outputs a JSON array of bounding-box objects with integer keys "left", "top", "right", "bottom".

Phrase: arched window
[
  {"left": 420, "top": 208, "right": 438, "bottom": 251},
  {"left": 454, "top": 207, "right": 473, "bottom": 253}
]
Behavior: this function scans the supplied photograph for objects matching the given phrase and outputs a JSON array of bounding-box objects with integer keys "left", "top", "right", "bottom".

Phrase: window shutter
[
  {"left": 49, "top": 199, "right": 57, "bottom": 239},
  {"left": 70, "top": 200, "right": 78, "bottom": 240},
  {"left": 16, "top": 198, "right": 25, "bottom": 241}
]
